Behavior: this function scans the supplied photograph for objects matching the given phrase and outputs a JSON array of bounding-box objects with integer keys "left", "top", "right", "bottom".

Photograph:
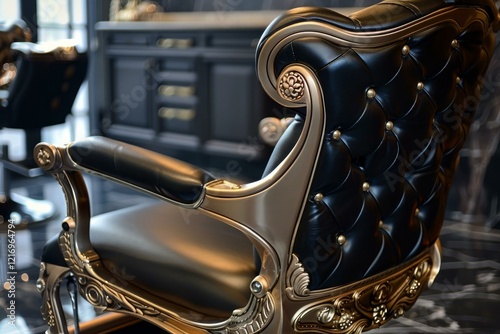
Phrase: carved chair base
[
  {"left": 38, "top": 241, "right": 439, "bottom": 334},
  {"left": 289, "top": 243, "right": 441, "bottom": 333}
]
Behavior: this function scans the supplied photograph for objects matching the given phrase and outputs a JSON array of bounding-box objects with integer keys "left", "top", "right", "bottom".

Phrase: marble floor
[{"left": 0, "top": 159, "right": 499, "bottom": 333}]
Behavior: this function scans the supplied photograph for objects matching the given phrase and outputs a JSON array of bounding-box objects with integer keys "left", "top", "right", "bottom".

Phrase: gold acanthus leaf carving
[
  {"left": 286, "top": 254, "right": 311, "bottom": 298},
  {"left": 293, "top": 257, "right": 433, "bottom": 333}
]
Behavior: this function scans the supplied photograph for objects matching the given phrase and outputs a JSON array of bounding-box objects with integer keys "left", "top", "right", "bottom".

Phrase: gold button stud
[
  {"left": 332, "top": 130, "right": 342, "bottom": 140},
  {"left": 402, "top": 45, "right": 410, "bottom": 56},
  {"left": 367, "top": 88, "right": 376, "bottom": 99},
  {"left": 362, "top": 182, "right": 370, "bottom": 192},
  {"left": 313, "top": 193, "right": 324, "bottom": 203}
]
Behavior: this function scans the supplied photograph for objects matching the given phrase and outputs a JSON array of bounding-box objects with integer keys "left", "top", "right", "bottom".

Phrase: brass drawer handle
[
  {"left": 158, "top": 85, "right": 195, "bottom": 97},
  {"left": 156, "top": 38, "right": 193, "bottom": 49},
  {"left": 158, "top": 107, "right": 196, "bottom": 121}
]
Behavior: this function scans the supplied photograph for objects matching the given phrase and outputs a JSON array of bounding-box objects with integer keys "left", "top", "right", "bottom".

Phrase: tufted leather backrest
[{"left": 258, "top": 0, "right": 499, "bottom": 290}]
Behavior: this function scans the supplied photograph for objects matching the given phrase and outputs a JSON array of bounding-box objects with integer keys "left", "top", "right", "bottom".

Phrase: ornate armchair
[
  {"left": 0, "top": 26, "right": 87, "bottom": 226},
  {"left": 36, "top": 1, "right": 499, "bottom": 333}
]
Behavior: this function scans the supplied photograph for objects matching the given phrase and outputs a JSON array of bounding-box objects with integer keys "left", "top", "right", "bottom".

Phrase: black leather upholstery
[
  {"left": 258, "top": 0, "right": 499, "bottom": 289},
  {"left": 89, "top": 202, "right": 255, "bottom": 318},
  {"left": 68, "top": 137, "right": 215, "bottom": 205},
  {"left": 41, "top": 200, "right": 256, "bottom": 319}
]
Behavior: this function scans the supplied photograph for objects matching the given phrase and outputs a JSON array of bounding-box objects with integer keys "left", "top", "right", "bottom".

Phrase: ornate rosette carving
[
  {"left": 279, "top": 71, "right": 305, "bottom": 101},
  {"left": 293, "top": 255, "right": 433, "bottom": 333}
]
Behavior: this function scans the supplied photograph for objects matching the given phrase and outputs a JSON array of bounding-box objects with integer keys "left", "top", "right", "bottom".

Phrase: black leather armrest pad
[{"left": 68, "top": 136, "right": 215, "bottom": 205}]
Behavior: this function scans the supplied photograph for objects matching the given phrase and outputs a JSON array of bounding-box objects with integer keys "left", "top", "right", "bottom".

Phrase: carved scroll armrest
[{"left": 38, "top": 136, "right": 215, "bottom": 207}]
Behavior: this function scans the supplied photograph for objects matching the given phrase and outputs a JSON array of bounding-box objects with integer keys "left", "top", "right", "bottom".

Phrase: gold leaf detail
[
  {"left": 293, "top": 254, "right": 434, "bottom": 333},
  {"left": 286, "top": 254, "right": 311, "bottom": 297}
]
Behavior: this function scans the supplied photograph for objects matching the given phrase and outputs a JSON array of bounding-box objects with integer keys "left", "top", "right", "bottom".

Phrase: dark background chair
[{"left": 0, "top": 21, "right": 87, "bottom": 228}]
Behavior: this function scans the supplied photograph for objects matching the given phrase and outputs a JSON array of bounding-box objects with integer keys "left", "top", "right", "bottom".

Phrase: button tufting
[
  {"left": 337, "top": 235, "right": 346, "bottom": 245},
  {"left": 402, "top": 45, "right": 410, "bottom": 56},
  {"left": 378, "top": 220, "right": 384, "bottom": 228},
  {"left": 313, "top": 193, "right": 324, "bottom": 203},
  {"left": 415, "top": 208, "right": 420, "bottom": 215},
  {"left": 451, "top": 39, "right": 459, "bottom": 48},
  {"left": 362, "top": 182, "right": 370, "bottom": 192},
  {"left": 366, "top": 88, "right": 376, "bottom": 99},
  {"left": 385, "top": 121, "right": 394, "bottom": 131},
  {"left": 417, "top": 82, "right": 424, "bottom": 91},
  {"left": 332, "top": 130, "right": 342, "bottom": 140},
  {"left": 456, "top": 76, "right": 461, "bottom": 84}
]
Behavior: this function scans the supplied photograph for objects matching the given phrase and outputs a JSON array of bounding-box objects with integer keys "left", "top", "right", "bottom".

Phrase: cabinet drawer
[
  {"left": 155, "top": 72, "right": 197, "bottom": 99},
  {"left": 159, "top": 107, "right": 196, "bottom": 121},
  {"left": 158, "top": 107, "right": 197, "bottom": 135},
  {"left": 158, "top": 85, "right": 195, "bottom": 97},
  {"left": 156, "top": 37, "right": 194, "bottom": 49},
  {"left": 159, "top": 59, "right": 196, "bottom": 72},
  {"left": 155, "top": 33, "right": 198, "bottom": 49},
  {"left": 110, "top": 33, "right": 150, "bottom": 45},
  {"left": 207, "top": 32, "right": 260, "bottom": 48}
]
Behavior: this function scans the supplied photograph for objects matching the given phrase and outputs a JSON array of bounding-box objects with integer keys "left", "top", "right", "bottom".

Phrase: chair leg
[{"left": 38, "top": 262, "right": 71, "bottom": 334}]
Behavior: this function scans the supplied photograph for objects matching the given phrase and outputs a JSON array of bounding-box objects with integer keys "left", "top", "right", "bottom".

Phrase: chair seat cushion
[{"left": 89, "top": 201, "right": 256, "bottom": 319}]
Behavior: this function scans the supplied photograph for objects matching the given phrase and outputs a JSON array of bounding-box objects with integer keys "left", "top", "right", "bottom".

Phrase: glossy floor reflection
[
  {"left": 1, "top": 173, "right": 499, "bottom": 333},
  {"left": 382, "top": 221, "right": 500, "bottom": 333}
]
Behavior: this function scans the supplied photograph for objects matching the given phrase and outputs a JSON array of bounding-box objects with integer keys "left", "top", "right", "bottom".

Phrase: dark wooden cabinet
[
  {"left": 91, "top": 18, "right": 281, "bottom": 179},
  {"left": 84, "top": 1, "right": 361, "bottom": 179}
]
